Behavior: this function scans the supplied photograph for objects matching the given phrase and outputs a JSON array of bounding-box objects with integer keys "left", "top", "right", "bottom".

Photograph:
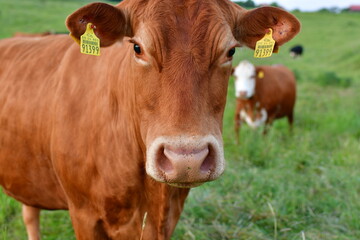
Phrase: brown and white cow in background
[
  {"left": 0, "top": 0, "right": 300, "bottom": 239},
  {"left": 234, "top": 60, "right": 296, "bottom": 142}
]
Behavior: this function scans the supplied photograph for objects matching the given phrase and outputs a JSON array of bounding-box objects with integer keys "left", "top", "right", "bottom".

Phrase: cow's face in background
[
  {"left": 67, "top": 0, "right": 300, "bottom": 187},
  {"left": 234, "top": 60, "right": 257, "bottom": 99}
]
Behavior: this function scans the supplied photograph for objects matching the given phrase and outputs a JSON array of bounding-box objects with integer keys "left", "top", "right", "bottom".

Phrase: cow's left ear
[
  {"left": 234, "top": 6, "right": 300, "bottom": 52},
  {"left": 66, "top": 2, "right": 130, "bottom": 47}
]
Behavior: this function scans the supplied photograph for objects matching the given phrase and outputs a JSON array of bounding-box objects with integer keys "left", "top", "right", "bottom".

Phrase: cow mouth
[{"left": 167, "top": 182, "right": 205, "bottom": 188}]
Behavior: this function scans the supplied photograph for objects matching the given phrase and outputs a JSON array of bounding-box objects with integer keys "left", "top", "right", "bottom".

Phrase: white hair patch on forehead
[
  {"left": 233, "top": 60, "right": 255, "bottom": 78},
  {"left": 234, "top": 60, "right": 256, "bottom": 99}
]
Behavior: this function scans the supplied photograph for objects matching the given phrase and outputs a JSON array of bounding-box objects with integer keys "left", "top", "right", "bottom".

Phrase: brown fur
[
  {"left": 13, "top": 32, "right": 53, "bottom": 37},
  {"left": 13, "top": 32, "right": 69, "bottom": 38},
  {"left": 235, "top": 65, "right": 296, "bottom": 142},
  {"left": 0, "top": 0, "right": 299, "bottom": 239}
]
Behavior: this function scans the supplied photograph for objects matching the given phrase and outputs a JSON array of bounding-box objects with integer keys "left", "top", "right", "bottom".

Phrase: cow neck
[{"left": 142, "top": 178, "right": 190, "bottom": 239}]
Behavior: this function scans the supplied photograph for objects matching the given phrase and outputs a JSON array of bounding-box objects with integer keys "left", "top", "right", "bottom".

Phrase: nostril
[
  {"left": 157, "top": 146, "right": 174, "bottom": 173},
  {"left": 200, "top": 145, "right": 215, "bottom": 172}
]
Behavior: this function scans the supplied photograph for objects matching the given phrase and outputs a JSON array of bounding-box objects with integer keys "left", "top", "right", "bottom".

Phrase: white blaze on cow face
[{"left": 234, "top": 60, "right": 256, "bottom": 99}]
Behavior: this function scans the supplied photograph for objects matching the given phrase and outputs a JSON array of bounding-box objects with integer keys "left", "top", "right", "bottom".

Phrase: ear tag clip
[
  {"left": 258, "top": 71, "right": 264, "bottom": 79},
  {"left": 80, "top": 23, "right": 100, "bottom": 56},
  {"left": 254, "top": 28, "right": 275, "bottom": 58}
]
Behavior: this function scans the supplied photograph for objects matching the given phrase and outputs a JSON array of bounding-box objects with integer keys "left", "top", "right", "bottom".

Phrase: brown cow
[
  {"left": 12, "top": 31, "right": 53, "bottom": 37},
  {"left": 0, "top": 1, "right": 300, "bottom": 239},
  {"left": 12, "top": 31, "right": 68, "bottom": 38},
  {"left": 233, "top": 60, "right": 297, "bottom": 142}
]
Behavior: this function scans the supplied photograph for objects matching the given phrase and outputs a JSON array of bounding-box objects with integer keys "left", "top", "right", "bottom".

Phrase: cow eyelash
[
  {"left": 129, "top": 39, "right": 143, "bottom": 56},
  {"left": 227, "top": 47, "right": 236, "bottom": 58},
  {"left": 134, "top": 44, "right": 142, "bottom": 54},
  {"left": 224, "top": 44, "right": 240, "bottom": 63}
]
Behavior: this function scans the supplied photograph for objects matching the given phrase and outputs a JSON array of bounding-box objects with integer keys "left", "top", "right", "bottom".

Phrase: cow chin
[{"left": 145, "top": 135, "right": 225, "bottom": 186}]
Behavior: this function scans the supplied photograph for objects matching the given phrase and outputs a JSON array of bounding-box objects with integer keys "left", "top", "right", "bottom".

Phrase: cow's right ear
[{"left": 66, "top": 2, "right": 130, "bottom": 47}]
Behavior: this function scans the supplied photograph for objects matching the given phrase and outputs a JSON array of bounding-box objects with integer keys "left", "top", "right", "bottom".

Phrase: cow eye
[
  {"left": 227, "top": 47, "right": 236, "bottom": 58},
  {"left": 134, "top": 44, "right": 142, "bottom": 55}
]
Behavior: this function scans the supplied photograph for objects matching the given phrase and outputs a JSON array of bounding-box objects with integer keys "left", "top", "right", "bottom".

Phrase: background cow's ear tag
[
  {"left": 80, "top": 23, "right": 100, "bottom": 56},
  {"left": 258, "top": 71, "right": 264, "bottom": 79},
  {"left": 253, "top": 28, "right": 275, "bottom": 58}
]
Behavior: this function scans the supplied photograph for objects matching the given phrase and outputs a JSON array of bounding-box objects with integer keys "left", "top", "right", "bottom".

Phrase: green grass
[{"left": 1, "top": 1, "right": 360, "bottom": 239}]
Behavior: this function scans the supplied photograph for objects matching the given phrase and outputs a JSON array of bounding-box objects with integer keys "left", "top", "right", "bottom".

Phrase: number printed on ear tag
[
  {"left": 80, "top": 23, "right": 100, "bottom": 56},
  {"left": 254, "top": 28, "right": 275, "bottom": 58}
]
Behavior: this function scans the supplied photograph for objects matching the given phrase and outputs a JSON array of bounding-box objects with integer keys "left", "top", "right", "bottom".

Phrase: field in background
[{"left": 1, "top": 0, "right": 360, "bottom": 239}]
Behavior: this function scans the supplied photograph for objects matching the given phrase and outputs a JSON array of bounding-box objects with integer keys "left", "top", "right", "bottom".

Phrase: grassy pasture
[{"left": 1, "top": 0, "right": 360, "bottom": 239}]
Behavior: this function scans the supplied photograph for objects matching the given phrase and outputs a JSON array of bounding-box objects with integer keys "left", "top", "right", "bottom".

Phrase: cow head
[
  {"left": 66, "top": 0, "right": 300, "bottom": 188},
  {"left": 233, "top": 60, "right": 259, "bottom": 99}
]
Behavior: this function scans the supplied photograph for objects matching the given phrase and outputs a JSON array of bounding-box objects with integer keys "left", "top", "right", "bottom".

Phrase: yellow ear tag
[
  {"left": 80, "top": 23, "right": 100, "bottom": 56},
  {"left": 254, "top": 28, "right": 275, "bottom": 58},
  {"left": 258, "top": 71, "right": 264, "bottom": 79}
]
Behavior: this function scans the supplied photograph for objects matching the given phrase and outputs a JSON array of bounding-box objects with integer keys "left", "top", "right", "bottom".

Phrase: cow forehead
[
  {"left": 133, "top": 0, "right": 230, "bottom": 31},
  {"left": 234, "top": 61, "right": 256, "bottom": 80},
  {"left": 131, "top": 0, "right": 236, "bottom": 63}
]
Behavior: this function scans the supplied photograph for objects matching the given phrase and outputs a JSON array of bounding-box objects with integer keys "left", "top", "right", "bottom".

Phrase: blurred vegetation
[{"left": 315, "top": 71, "right": 352, "bottom": 88}]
